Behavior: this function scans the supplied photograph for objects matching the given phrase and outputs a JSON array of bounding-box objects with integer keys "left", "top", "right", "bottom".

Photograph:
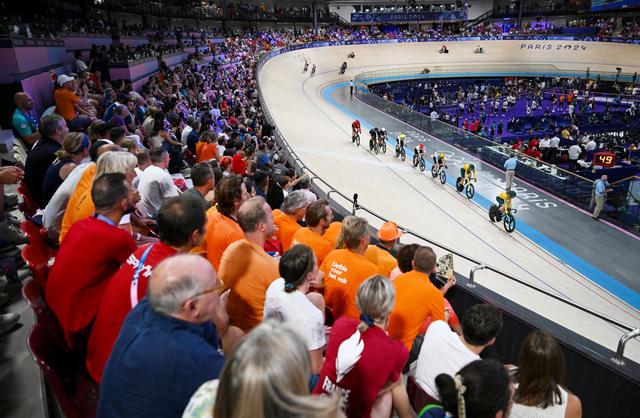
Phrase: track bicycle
[
  {"left": 431, "top": 163, "right": 447, "bottom": 184},
  {"left": 413, "top": 152, "right": 426, "bottom": 172},
  {"left": 352, "top": 131, "right": 360, "bottom": 146},
  {"left": 456, "top": 175, "right": 475, "bottom": 198},
  {"left": 489, "top": 205, "right": 518, "bottom": 233}
]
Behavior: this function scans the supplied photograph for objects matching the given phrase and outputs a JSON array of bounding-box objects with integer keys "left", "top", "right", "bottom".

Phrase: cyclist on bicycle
[
  {"left": 496, "top": 190, "right": 517, "bottom": 217},
  {"left": 414, "top": 143, "right": 426, "bottom": 166},
  {"left": 369, "top": 127, "right": 378, "bottom": 149},
  {"left": 352, "top": 120, "right": 361, "bottom": 140},
  {"left": 378, "top": 127, "right": 387, "bottom": 146},
  {"left": 460, "top": 163, "right": 477, "bottom": 183},
  {"left": 396, "top": 133, "right": 406, "bottom": 152},
  {"left": 432, "top": 152, "right": 448, "bottom": 171}
]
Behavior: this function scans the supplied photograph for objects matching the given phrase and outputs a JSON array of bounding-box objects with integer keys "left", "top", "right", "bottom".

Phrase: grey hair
[
  {"left": 282, "top": 190, "right": 308, "bottom": 215},
  {"left": 95, "top": 151, "right": 137, "bottom": 178},
  {"left": 238, "top": 196, "right": 268, "bottom": 233},
  {"left": 40, "top": 114, "right": 65, "bottom": 138},
  {"left": 148, "top": 257, "right": 207, "bottom": 316},
  {"left": 356, "top": 275, "right": 395, "bottom": 330}
]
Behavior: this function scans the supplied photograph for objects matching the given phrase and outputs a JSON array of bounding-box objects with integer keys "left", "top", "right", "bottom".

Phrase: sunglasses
[{"left": 191, "top": 280, "right": 225, "bottom": 299}]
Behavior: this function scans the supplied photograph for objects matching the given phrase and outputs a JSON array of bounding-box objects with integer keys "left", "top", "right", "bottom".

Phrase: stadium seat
[
  {"left": 407, "top": 375, "right": 440, "bottom": 414},
  {"left": 21, "top": 244, "right": 51, "bottom": 285},
  {"left": 21, "top": 279, "right": 48, "bottom": 318},
  {"left": 27, "top": 324, "right": 99, "bottom": 418},
  {"left": 17, "top": 182, "right": 38, "bottom": 218}
]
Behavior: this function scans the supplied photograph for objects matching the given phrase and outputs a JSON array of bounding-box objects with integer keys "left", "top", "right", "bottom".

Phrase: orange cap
[{"left": 378, "top": 221, "right": 402, "bottom": 242}]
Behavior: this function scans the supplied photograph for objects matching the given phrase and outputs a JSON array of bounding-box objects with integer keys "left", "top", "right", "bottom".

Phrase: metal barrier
[
  {"left": 256, "top": 45, "right": 639, "bottom": 365},
  {"left": 353, "top": 67, "right": 640, "bottom": 233}
]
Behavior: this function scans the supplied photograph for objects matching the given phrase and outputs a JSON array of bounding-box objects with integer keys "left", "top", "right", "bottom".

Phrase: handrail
[{"left": 255, "top": 42, "right": 639, "bottom": 364}]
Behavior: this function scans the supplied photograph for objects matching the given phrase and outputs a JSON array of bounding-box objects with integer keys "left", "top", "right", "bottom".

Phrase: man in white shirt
[
  {"left": 136, "top": 148, "right": 180, "bottom": 219},
  {"left": 585, "top": 138, "right": 597, "bottom": 151},
  {"left": 538, "top": 135, "right": 551, "bottom": 161},
  {"left": 548, "top": 134, "right": 560, "bottom": 163},
  {"left": 568, "top": 143, "right": 582, "bottom": 171},
  {"left": 180, "top": 117, "right": 194, "bottom": 145},
  {"left": 415, "top": 304, "right": 502, "bottom": 401}
]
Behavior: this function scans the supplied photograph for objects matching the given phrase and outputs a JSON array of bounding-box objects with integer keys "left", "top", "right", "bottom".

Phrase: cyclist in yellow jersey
[
  {"left": 396, "top": 133, "right": 406, "bottom": 151},
  {"left": 432, "top": 152, "right": 447, "bottom": 171},
  {"left": 496, "top": 190, "right": 516, "bottom": 216},
  {"left": 460, "top": 163, "right": 477, "bottom": 182}
]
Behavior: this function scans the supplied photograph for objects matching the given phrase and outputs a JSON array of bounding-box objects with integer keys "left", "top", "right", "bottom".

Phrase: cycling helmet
[
  {"left": 398, "top": 134, "right": 406, "bottom": 140},
  {"left": 381, "top": 127, "right": 386, "bottom": 132},
  {"left": 507, "top": 190, "right": 517, "bottom": 198},
  {"left": 439, "top": 152, "right": 445, "bottom": 159},
  {"left": 468, "top": 163, "right": 475, "bottom": 171}
]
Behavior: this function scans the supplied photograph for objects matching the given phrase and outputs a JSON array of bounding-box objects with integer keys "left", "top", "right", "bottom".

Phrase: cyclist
[
  {"left": 460, "top": 163, "right": 477, "bottom": 183},
  {"left": 413, "top": 143, "right": 426, "bottom": 166},
  {"left": 432, "top": 152, "right": 448, "bottom": 171},
  {"left": 351, "top": 120, "right": 361, "bottom": 141},
  {"left": 378, "top": 127, "right": 387, "bottom": 147},
  {"left": 396, "top": 133, "right": 406, "bottom": 152},
  {"left": 496, "top": 190, "right": 517, "bottom": 218},
  {"left": 369, "top": 127, "right": 378, "bottom": 149}
]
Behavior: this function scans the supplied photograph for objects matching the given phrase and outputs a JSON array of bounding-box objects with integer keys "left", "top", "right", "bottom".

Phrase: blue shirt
[
  {"left": 97, "top": 299, "right": 224, "bottom": 418},
  {"left": 504, "top": 157, "right": 517, "bottom": 170},
  {"left": 595, "top": 179, "right": 608, "bottom": 196}
]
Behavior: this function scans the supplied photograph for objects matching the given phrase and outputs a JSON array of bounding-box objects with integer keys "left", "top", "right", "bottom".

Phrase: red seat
[
  {"left": 22, "top": 279, "right": 48, "bottom": 317},
  {"left": 27, "top": 324, "right": 99, "bottom": 418},
  {"left": 17, "top": 182, "right": 38, "bottom": 218},
  {"left": 19, "top": 221, "right": 56, "bottom": 257},
  {"left": 407, "top": 375, "right": 441, "bottom": 415},
  {"left": 21, "top": 244, "right": 51, "bottom": 285}
]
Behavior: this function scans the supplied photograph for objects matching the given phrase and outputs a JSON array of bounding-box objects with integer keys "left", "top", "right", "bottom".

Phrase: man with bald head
[
  {"left": 98, "top": 254, "right": 226, "bottom": 418},
  {"left": 11, "top": 92, "right": 40, "bottom": 149}
]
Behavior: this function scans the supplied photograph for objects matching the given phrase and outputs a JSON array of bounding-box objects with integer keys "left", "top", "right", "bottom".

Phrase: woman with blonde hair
[
  {"left": 313, "top": 275, "right": 413, "bottom": 418},
  {"left": 183, "top": 320, "right": 341, "bottom": 418},
  {"left": 42, "top": 132, "right": 90, "bottom": 206}
]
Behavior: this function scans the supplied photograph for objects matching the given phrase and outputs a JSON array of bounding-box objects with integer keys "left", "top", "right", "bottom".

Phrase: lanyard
[{"left": 130, "top": 244, "right": 155, "bottom": 308}]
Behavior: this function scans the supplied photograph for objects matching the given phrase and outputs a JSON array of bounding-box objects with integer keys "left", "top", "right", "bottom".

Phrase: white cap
[{"left": 57, "top": 74, "right": 75, "bottom": 85}]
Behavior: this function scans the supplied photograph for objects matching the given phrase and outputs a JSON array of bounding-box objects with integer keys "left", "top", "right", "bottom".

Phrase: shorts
[{"left": 460, "top": 168, "right": 466, "bottom": 178}]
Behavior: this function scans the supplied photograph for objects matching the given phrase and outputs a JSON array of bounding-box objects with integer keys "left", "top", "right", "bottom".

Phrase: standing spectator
[
  {"left": 98, "top": 255, "right": 226, "bottom": 418},
  {"left": 568, "top": 143, "right": 582, "bottom": 171},
  {"left": 231, "top": 150, "right": 246, "bottom": 175},
  {"left": 137, "top": 148, "right": 180, "bottom": 219},
  {"left": 548, "top": 134, "right": 560, "bottom": 163},
  {"left": 23, "top": 114, "right": 68, "bottom": 207},
  {"left": 364, "top": 221, "right": 401, "bottom": 278},
  {"left": 11, "top": 92, "right": 40, "bottom": 150},
  {"left": 266, "top": 175, "right": 289, "bottom": 210},
  {"left": 539, "top": 136, "right": 551, "bottom": 162},
  {"left": 387, "top": 246, "right": 446, "bottom": 351},
  {"left": 86, "top": 194, "right": 207, "bottom": 383},
  {"left": 511, "top": 330, "right": 582, "bottom": 418},
  {"left": 46, "top": 173, "right": 137, "bottom": 348},
  {"left": 320, "top": 216, "right": 378, "bottom": 320},
  {"left": 264, "top": 244, "right": 326, "bottom": 374},
  {"left": 186, "top": 120, "right": 201, "bottom": 156},
  {"left": 218, "top": 196, "right": 279, "bottom": 334},
  {"left": 313, "top": 275, "right": 412, "bottom": 418},
  {"left": 591, "top": 175, "right": 612, "bottom": 220},
  {"left": 415, "top": 303, "right": 503, "bottom": 402},
  {"left": 291, "top": 199, "right": 333, "bottom": 266},
  {"left": 42, "top": 132, "right": 90, "bottom": 207},
  {"left": 185, "top": 163, "right": 214, "bottom": 211},
  {"left": 74, "top": 50, "right": 89, "bottom": 72},
  {"left": 272, "top": 190, "right": 308, "bottom": 251},
  {"left": 54, "top": 74, "right": 92, "bottom": 131},
  {"left": 504, "top": 153, "right": 517, "bottom": 191}
]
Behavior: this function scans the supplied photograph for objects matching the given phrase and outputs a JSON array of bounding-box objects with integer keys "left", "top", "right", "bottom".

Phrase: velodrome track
[{"left": 259, "top": 40, "right": 640, "bottom": 362}]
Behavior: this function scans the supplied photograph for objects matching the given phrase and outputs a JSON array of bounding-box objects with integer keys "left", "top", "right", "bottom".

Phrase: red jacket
[{"left": 232, "top": 153, "right": 246, "bottom": 175}]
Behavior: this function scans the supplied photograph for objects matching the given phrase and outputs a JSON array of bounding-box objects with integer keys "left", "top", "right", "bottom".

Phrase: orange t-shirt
[
  {"left": 218, "top": 239, "right": 279, "bottom": 332},
  {"left": 320, "top": 248, "right": 378, "bottom": 320},
  {"left": 387, "top": 270, "right": 445, "bottom": 351},
  {"left": 272, "top": 209, "right": 301, "bottom": 252},
  {"left": 205, "top": 209, "right": 244, "bottom": 271},
  {"left": 291, "top": 227, "right": 332, "bottom": 266},
  {"left": 191, "top": 206, "right": 217, "bottom": 256},
  {"left": 198, "top": 143, "right": 217, "bottom": 162},
  {"left": 322, "top": 221, "right": 342, "bottom": 249},
  {"left": 195, "top": 141, "right": 206, "bottom": 162},
  {"left": 364, "top": 245, "right": 398, "bottom": 278},
  {"left": 60, "top": 164, "right": 96, "bottom": 243},
  {"left": 54, "top": 88, "right": 80, "bottom": 121}
]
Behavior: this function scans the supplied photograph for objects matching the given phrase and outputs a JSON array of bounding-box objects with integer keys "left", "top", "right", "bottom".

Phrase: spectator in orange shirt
[
  {"left": 54, "top": 74, "right": 92, "bottom": 131},
  {"left": 322, "top": 221, "right": 342, "bottom": 249},
  {"left": 387, "top": 246, "right": 446, "bottom": 351},
  {"left": 196, "top": 131, "right": 218, "bottom": 162},
  {"left": 365, "top": 221, "right": 401, "bottom": 277},
  {"left": 320, "top": 216, "right": 378, "bottom": 320},
  {"left": 204, "top": 175, "right": 250, "bottom": 270},
  {"left": 291, "top": 199, "right": 333, "bottom": 266},
  {"left": 273, "top": 190, "right": 308, "bottom": 252},
  {"left": 218, "top": 196, "right": 279, "bottom": 338}
]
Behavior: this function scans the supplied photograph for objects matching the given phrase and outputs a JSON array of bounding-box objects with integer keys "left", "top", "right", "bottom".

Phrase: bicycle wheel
[
  {"left": 400, "top": 149, "right": 406, "bottom": 161},
  {"left": 419, "top": 159, "right": 425, "bottom": 171},
  {"left": 465, "top": 183, "right": 475, "bottom": 199},
  {"left": 431, "top": 165, "right": 438, "bottom": 178},
  {"left": 439, "top": 170, "right": 446, "bottom": 184},
  {"left": 369, "top": 139, "right": 374, "bottom": 151},
  {"left": 374, "top": 143, "right": 379, "bottom": 154},
  {"left": 381, "top": 142, "right": 386, "bottom": 153},
  {"left": 489, "top": 204, "right": 499, "bottom": 222},
  {"left": 503, "top": 214, "right": 516, "bottom": 233},
  {"left": 355, "top": 134, "right": 360, "bottom": 147}
]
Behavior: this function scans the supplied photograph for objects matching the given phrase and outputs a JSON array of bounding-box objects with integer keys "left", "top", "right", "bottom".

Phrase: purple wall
[
  {"left": 119, "top": 37, "right": 149, "bottom": 47},
  {"left": 0, "top": 45, "right": 66, "bottom": 84},
  {"left": 21, "top": 66, "right": 63, "bottom": 116}
]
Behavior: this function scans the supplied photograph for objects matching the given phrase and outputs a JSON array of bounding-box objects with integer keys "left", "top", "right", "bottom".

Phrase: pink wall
[{"left": 21, "top": 66, "right": 63, "bottom": 116}]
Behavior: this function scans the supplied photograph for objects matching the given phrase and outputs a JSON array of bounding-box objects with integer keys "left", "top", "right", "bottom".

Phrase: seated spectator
[
  {"left": 387, "top": 246, "right": 446, "bottom": 351},
  {"left": 11, "top": 92, "right": 41, "bottom": 150},
  {"left": 364, "top": 221, "right": 401, "bottom": 277},
  {"left": 313, "top": 275, "right": 412, "bottom": 418},
  {"left": 196, "top": 131, "right": 218, "bottom": 162},
  {"left": 0, "top": 164, "right": 26, "bottom": 246},
  {"left": 41, "top": 132, "right": 90, "bottom": 207},
  {"left": 185, "top": 162, "right": 214, "bottom": 211},
  {"left": 320, "top": 216, "right": 378, "bottom": 320},
  {"left": 183, "top": 320, "right": 340, "bottom": 418},
  {"left": 389, "top": 243, "right": 418, "bottom": 281},
  {"left": 46, "top": 173, "right": 137, "bottom": 348},
  {"left": 23, "top": 114, "right": 68, "bottom": 207},
  {"left": 218, "top": 196, "right": 279, "bottom": 335},
  {"left": 201, "top": 175, "right": 249, "bottom": 267},
  {"left": 511, "top": 330, "right": 582, "bottom": 418},
  {"left": 137, "top": 148, "right": 180, "bottom": 219},
  {"left": 264, "top": 244, "right": 326, "bottom": 374},
  {"left": 187, "top": 120, "right": 201, "bottom": 156},
  {"left": 86, "top": 194, "right": 206, "bottom": 382},
  {"left": 266, "top": 175, "right": 289, "bottom": 210},
  {"left": 424, "top": 359, "right": 513, "bottom": 418},
  {"left": 231, "top": 150, "right": 246, "bottom": 175},
  {"left": 291, "top": 198, "right": 333, "bottom": 266},
  {"left": 98, "top": 255, "right": 226, "bottom": 418},
  {"left": 415, "top": 303, "right": 503, "bottom": 402},
  {"left": 322, "top": 220, "right": 342, "bottom": 248},
  {"left": 273, "top": 190, "right": 308, "bottom": 251},
  {"left": 255, "top": 142, "right": 273, "bottom": 171},
  {"left": 54, "top": 74, "right": 92, "bottom": 131},
  {"left": 59, "top": 151, "right": 137, "bottom": 242}
]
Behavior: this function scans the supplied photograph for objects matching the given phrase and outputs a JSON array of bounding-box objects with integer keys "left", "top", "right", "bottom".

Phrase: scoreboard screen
[{"left": 593, "top": 152, "right": 616, "bottom": 168}]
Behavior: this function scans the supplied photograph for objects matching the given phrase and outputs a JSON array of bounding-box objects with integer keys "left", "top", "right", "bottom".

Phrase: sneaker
[
  {"left": 0, "top": 220, "right": 27, "bottom": 245},
  {"left": 4, "top": 213, "right": 21, "bottom": 227},
  {"left": 0, "top": 312, "right": 19, "bottom": 334}
]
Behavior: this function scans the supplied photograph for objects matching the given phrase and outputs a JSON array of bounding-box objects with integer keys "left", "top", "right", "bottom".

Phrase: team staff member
[
  {"left": 592, "top": 175, "right": 612, "bottom": 220},
  {"left": 504, "top": 154, "right": 517, "bottom": 191},
  {"left": 11, "top": 92, "right": 40, "bottom": 150},
  {"left": 364, "top": 221, "right": 400, "bottom": 278}
]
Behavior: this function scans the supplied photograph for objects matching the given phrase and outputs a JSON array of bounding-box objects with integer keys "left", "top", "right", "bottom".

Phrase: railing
[
  {"left": 353, "top": 67, "right": 640, "bottom": 232},
  {"left": 256, "top": 43, "right": 640, "bottom": 365},
  {"left": 466, "top": 10, "right": 494, "bottom": 28}
]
